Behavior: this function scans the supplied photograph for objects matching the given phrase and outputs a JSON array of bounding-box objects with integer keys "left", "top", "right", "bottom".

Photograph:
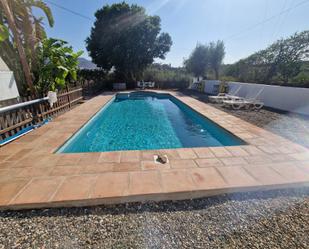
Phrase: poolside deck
[{"left": 0, "top": 90, "right": 308, "bottom": 210}]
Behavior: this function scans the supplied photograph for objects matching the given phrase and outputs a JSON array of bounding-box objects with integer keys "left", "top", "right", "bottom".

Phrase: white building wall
[
  {"left": 0, "top": 71, "right": 20, "bottom": 101},
  {"left": 204, "top": 80, "right": 309, "bottom": 115}
]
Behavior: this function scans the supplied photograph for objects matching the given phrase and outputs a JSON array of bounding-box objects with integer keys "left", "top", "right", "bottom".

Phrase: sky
[{"left": 37, "top": 0, "right": 309, "bottom": 67}]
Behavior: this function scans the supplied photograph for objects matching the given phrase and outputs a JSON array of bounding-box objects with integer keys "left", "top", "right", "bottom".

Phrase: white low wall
[
  {"left": 204, "top": 80, "right": 309, "bottom": 115},
  {"left": 0, "top": 71, "right": 19, "bottom": 101}
]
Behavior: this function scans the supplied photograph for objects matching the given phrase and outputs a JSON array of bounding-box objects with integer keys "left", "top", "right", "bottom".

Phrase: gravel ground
[
  {"left": 1, "top": 90, "right": 309, "bottom": 248},
  {"left": 183, "top": 90, "right": 309, "bottom": 148},
  {"left": 0, "top": 188, "right": 308, "bottom": 249}
]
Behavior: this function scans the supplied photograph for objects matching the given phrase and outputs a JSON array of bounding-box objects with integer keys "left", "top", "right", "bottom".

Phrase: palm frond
[{"left": 28, "top": 0, "right": 54, "bottom": 27}]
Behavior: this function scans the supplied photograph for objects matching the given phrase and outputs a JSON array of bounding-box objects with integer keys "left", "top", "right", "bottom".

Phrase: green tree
[
  {"left": 224, "top": 31, "right": 309, "bottom": 85},
  {"left": 86, "top": 2, "right": 172, "bottom": 82},
  {"left": 208, "top": 40, "right": 225, "bottom": 79},
  {"left": 184, "top": 44, "right": 209, "bottom": 78},
  {"left": 0, "top": 0, "right": 54, "bottom": 93},
  {"left": 185, "top": 40, "right": 225, "bottom": 79},
  {"left": 34, "top": 38, "right": 83, "bottom": 95}
]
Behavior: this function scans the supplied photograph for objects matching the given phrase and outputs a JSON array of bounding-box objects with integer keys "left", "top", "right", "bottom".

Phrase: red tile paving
[
  {"left": 160, "top": 170, "right": 195, "bottom": 192},
  {"left": 195, "top": 158, "right": 223, "bottom": 167},
  {"left": 141, "top": 160, "right": 170, "bottom": 170},
  {"left": 243, "top": 165, "right": 286, "bottom": 185},
  {"left": 170, "top": 159, "right": 197, "bottom": 169},
  {"left": 176, "top": 148, "right": 197, "bottom": 159},
  {"left": 99, "top": 151, "right": 121, "bottom": 163},
  {"left": 193, "top": 147, "right": 215, "bottom": 158},
  {"left": 79, "top": 163, "right": 114, "bottom": 174},
  {"left": 113, "top": 162, "right": 140, "bottom": 172},
  {"left": 10, "top": 177, "right": 63, "bottom": 205},
  {"left": 52, "top": 175, "right": 97, "bottom": 202},
  {"left": 219, "top": 157, "right": 248, "bottom": 166},
  {"left": 0, "top": 179, "right": 29, "bottom": 205},
  {"left": 129, "top": 171, "right": 162, "bottom": 195},
  {"left": 50, "top": 166, "right": 82, "bottom": 176},
  {"left": 226, "top": 146, "right": 249, "bottom": 157},
  {"left": 189, "top": 167, "right": 226, "bottom": 189},
  {"left": 91, "top": 172, "right": 129, "bottom": 198},
  {"left": 209, "top": 147, "right": 233, "bottom": 157},
  {"left": 0, "top": 91, "right": 308, "bottom": 210},
  {"left": 120, "top": 150, "right": 140, "bottom": 162},
  {"left": 216, "top": 166, "right": 260, "bottom": 187}
]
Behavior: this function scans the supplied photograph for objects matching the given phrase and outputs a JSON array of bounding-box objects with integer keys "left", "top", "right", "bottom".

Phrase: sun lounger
[
  {"left": 137, "top": 81, "right": 155, "bottom": 89},
  {"left": 209, "top": 86, "right": 242, "bottom": 103},
  {"left": 148, "top": 82, "right": 155, "bottom": 88},
  {"left": 222, "top": 88, "right": 264, "bottom": 110},
  {"left": 137, "top": 81, "right": 144, "bottom": 89}
]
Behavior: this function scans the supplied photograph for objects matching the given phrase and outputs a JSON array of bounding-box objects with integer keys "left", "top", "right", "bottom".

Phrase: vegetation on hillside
[
  {"left": 223, "top": 31, "right": 309, "bottom": 86},
  {"left": 86, "top": 2, "right": 172, "bottom": 82}
]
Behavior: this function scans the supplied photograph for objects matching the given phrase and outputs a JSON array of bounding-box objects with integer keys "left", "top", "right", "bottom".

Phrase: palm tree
[{"left": 0, "top": 0, "right": 54, "bottom": 94}]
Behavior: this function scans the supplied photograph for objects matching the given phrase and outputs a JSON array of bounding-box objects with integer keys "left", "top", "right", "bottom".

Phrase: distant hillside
[{"left": 78, "top": 58, "right": 98, "bottom": 70}]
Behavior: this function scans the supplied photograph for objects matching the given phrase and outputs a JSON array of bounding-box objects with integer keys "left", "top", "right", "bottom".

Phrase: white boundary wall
[
  {"left": 0, "top": 71, "right": 20, "bottom": 101},
  {"left": 204, "top": 80, "right": 309, "bottom": 115}
]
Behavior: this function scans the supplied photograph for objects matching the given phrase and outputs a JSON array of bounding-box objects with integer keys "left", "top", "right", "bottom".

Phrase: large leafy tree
[
  {"left": 0, "top": 0, "right": 54, "bottom": 93},
  {"left": 86, "top": 2, "right": 172, "bottom": 81},
  {"left": 208, "top": 40, "right": 225, "bottom": 79},
  {"left": 184, "top": 44, "right": 209, "bottom": 78},
  {"left": 185, "top": 41, "right": 225, "bottom": 79}
]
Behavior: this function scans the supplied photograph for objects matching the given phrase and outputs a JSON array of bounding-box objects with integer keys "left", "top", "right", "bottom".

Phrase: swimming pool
[{"left": 58, "top": 92, "right": 245, "bottom": 153}]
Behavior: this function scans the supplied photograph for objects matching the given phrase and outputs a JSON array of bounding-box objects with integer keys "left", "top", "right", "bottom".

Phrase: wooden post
[{"left": 66, "top": 86, "right": 71, "bottom": 108}]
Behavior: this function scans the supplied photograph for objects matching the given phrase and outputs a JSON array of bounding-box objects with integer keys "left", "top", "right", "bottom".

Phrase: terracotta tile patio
[{"left": 0, "top": 91, "right": 308, "bottom": 210}]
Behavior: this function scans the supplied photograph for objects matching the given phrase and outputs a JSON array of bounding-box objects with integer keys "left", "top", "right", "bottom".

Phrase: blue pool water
[{"left": 58, "top": 92, "right": 245, "bottom": 153}]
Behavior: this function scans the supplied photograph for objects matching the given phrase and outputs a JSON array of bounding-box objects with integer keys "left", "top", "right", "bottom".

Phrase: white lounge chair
[
  {"left": 209, "top": 86, "right": 242, "bottom": 104},
  {"left": 148, "top": 82, "right": 155, "bottom": 88},
  {"left": 223, "top": 99, "right": 264, "bottom": 110},
  {"left": 222, "top": 88, "right": 264, "bottom": 110},
  {"left": 137, "top": 81, "right": 144, "bottom": 89},
  {"left": 137, "top": 81, "right": 155, "bottom": 89}
]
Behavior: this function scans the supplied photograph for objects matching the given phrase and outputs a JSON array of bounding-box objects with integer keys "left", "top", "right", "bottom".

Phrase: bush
[
  {"left": 143, "top": 64, "right": 192, "bottom": 89},
  {"left": 219, "top": 76, "right": 237, "bottom": 82},
  {"left": 34, "top": 38, "right": 83, "bottom": 95},
  {"left": 292, "top": 72, "right": 309, "bottom": 87},
  {"left": 78, "top": 64, "right": 193, "bottom": 90}
]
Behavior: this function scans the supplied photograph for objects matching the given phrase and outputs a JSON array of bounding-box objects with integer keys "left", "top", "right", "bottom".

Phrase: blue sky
[{"left": 38, "top": 0, "right": 309, "bottom": 66}]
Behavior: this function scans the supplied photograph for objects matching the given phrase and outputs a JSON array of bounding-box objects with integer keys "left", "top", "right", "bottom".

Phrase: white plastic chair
[
  {"left": 223, "top": 87, "right": 265, "bottom": 110},
  {"left": 209, "top": 85, "right": 242, "bottom": 103}
]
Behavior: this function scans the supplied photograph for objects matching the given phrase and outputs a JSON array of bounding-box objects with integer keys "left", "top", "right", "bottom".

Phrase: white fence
[{"left": 204, "top": 80, "right": 309, "bottom": 115}]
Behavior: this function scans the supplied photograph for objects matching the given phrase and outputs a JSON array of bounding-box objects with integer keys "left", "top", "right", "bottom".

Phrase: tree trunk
[
  {"left": 23, "top": 7, "right": 37, "bottom": 69},
  {"left": 0, "top": 0, "right": 35, "bottom": 94},
  {"left": 215, "top": 68, "right": 219, "bottom": 80}
]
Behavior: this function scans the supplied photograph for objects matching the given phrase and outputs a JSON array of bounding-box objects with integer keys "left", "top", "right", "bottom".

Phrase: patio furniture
[
  {"left": 148, "top": 82, "right": 155, "bottom": 88},
  {"left": 222, "top": 88, "right": 264, "bottom": 110},
  {"left": 144, "top": 82, "right": 150, "bottom": 88},
  {"left": 189, "top": 82, "right": 200, "bottom": 90},
  {"left": 209, "top": 86, "right": 242, "bottom": 104},
  {"left": 137, "top": 81, "right": 155, "bottom": 89},
  {"left": 137, "top": 81, "right": 144, "bottom": 89}
]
